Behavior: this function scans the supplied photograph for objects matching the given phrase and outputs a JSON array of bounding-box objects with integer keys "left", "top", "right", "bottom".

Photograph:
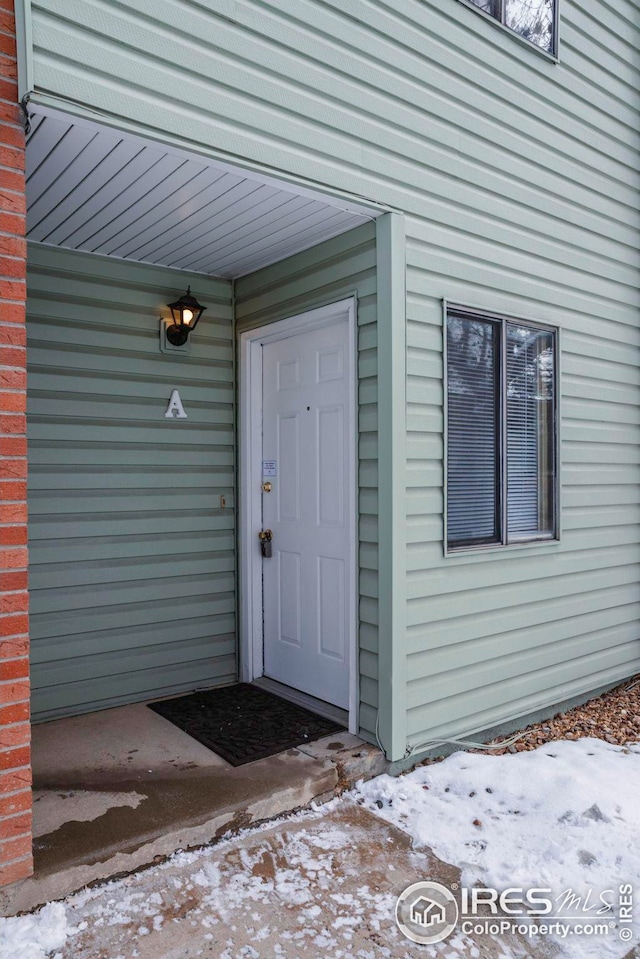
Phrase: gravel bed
[{"left": 477, "top": 674, "right": 640, "bottom": 754}]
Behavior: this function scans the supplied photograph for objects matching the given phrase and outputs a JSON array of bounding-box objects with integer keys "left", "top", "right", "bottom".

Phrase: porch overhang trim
[{"left": 25, "top": 100, "right": 387, "bottom": 280}]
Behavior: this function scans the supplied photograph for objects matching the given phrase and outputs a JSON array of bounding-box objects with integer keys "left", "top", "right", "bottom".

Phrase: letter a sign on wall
[{"left": 165, "top": 389, "right": 187, "bottom": 419}]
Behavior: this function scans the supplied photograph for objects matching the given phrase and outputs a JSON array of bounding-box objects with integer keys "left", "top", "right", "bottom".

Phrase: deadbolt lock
[{"left": 259, "top": 529, "right": 273, "bottom": 558}]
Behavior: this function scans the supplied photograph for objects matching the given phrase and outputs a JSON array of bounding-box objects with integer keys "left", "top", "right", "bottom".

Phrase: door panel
[{"left": 261, "top": 315, "right": 351, "bottom": 708}]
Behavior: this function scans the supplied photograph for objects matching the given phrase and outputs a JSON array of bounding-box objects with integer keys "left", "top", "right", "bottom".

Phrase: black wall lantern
[{"left": 165, "top": 287, "right": 206, "bottom": 346}]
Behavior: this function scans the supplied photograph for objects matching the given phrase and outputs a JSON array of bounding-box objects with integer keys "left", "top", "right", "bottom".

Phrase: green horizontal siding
[
  {"left": 235, "top": 222, "right": 379, "bottom": 742},
  {"left": 26, "top": 0, "right": 640, "bottom": 746},
  {"left": 27, "top": 243, "right": 236, "bottom": 719}
]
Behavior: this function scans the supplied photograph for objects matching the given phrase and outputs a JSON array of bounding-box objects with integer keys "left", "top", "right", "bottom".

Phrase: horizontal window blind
[
  {"left": 447, "top": 315, "right": 500, "bottom": 546},
  {"left": 507, "top": 325, "right": 555, "bottom": 538},
  {"left": 507, "top": 325, "right": 539, "bottom": 534},
  {"left": 446, "top": 309, "right": 557, "bottom": 551}
]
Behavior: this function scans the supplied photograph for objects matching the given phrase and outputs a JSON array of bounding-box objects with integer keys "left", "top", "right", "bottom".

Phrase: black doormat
[{"left": 148, "top": 683, "right": 344, "bottom": 766}]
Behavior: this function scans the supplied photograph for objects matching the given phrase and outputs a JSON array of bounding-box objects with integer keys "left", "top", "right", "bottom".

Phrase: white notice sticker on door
[{"left": 262, "top": 460, "right": 277, "bottom": 476}]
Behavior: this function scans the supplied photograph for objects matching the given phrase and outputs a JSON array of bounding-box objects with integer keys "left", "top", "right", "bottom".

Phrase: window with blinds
[{"left": 446, "top": 308, "right": 557, "bottom": 551}]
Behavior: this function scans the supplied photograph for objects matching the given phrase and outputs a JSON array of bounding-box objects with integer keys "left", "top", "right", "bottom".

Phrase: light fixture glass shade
[{"left": 166, "top": 287, "right": 206, "bottom": 345}]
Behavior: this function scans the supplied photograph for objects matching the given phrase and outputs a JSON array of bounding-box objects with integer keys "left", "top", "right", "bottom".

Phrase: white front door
[{"left": 260, "top": 311, "right": 353, "bottom": 708}]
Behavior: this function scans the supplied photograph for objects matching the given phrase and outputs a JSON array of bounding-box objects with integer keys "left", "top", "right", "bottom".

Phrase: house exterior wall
[
  {"left": 236, "top": 221, "right": 379, "bottom": 742},
  {"left": 18, "top": 0, "right": 640, "bottom": 756},
  {"left": 26, "top": 244, "right": 236, "bottom": 719},
  {"left": 0, "top": 0, "right": 33, "bottom": 887}
]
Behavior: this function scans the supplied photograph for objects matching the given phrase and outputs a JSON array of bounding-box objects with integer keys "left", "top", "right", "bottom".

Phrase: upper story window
[
  {"left": 446, "top": 307, "right": 558, "bottom": 552},
  {"left": 465, "top": 0, "right": 557, "bottom": 55}
]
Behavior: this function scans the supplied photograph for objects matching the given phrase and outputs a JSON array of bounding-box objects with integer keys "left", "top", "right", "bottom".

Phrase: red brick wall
[{"left": 0, "top": 0, "right": 33, "bottom": 886}]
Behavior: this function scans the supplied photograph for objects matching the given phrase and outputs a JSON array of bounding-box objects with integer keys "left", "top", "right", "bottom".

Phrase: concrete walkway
[
  {"left": 0, "top": 703, "right": 387, "bottom": 917},
  {"left": 41, "top": 802, "right": 561, "bottom": 959},
  {"left": 3, "top": 710, "right": 638, "bottom": 957}
]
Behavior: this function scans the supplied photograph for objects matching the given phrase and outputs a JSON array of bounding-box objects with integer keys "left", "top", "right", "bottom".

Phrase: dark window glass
[
  {"left": 505, "top": 0, "right": 555, "bottom": 52},
  {"left": 467, "top": 0, "right": 498, "bottom": 13},
  {"left": 447, "top": 315, "right": 500, "bottom": 547},
  {"left": 464, "top": 0, "right": 556, "bottom": 53},
  {"left": 446, "top": 310, "right": 557, "bottom": 551},
  {"left": 506, "top": 325, "right": 555, "bottom": 538}
]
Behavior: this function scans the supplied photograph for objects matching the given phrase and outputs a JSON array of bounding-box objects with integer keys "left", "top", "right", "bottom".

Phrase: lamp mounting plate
[{"left": 160, "top": 317, "right": 192, "bottom": 355}]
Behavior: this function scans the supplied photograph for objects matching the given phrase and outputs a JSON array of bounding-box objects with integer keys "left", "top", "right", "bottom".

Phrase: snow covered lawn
[
  {"left": 357, "top": 738, "right": 640, "bottom": 957},
  {"left": 1, "top": 738, "right": 638, "bottom": 959}
]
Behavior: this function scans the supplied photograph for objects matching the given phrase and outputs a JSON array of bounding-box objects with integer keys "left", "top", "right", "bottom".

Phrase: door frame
[{"left": 239, "top": 297, "right": 358, "bottom": 734}]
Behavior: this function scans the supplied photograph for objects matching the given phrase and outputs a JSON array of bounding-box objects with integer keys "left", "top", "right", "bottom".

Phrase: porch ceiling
[{"left": 25, "top": 107, "right": 376, "bottom": 279}]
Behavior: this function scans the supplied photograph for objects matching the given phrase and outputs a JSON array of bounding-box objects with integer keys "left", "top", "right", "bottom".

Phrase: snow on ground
[
  {"left": 0, "top": 738, "right": 638, "bottom": 959},
  {"left": 0, "top": 901, "right": 75, "bottom": 959},
  {"left": 358, "top": 737, "right": 640, "bottom": 958},
  {"left": 1, "top": 809, "right": 412, "bottom": 959}
]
